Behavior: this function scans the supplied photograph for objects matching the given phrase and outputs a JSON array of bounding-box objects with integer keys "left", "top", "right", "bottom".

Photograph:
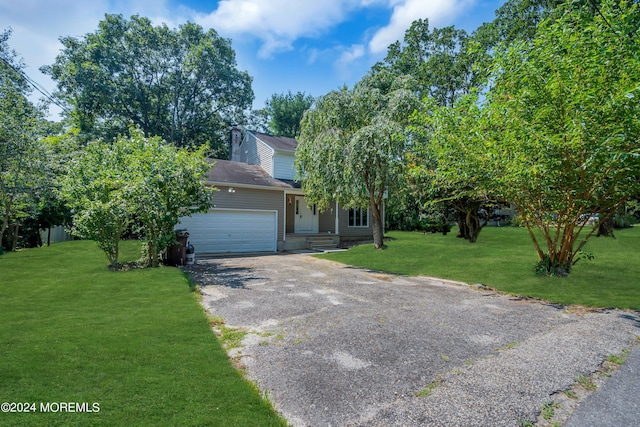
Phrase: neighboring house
[{"left": 176, "top": 127, "right": 374, "bottom": 254}]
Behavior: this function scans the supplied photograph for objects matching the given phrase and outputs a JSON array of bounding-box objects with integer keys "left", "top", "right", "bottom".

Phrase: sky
[{"left": 0, "top": 0, "right": 506, "bottom": 120}]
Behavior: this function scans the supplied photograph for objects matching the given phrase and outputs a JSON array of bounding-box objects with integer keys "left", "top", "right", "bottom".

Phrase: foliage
[
  {"left": 44, "top": 14, "right": 253, "bottom": 155},
  {"left": 375, "top": 19, "right": 488, "bottom": 106},
  {"left": 411, "top": 94, "right": 495, "bottom": 243},
  {"left": 59, "top": 138, "right": 131, "bottom": 266},
  {"left": 318, "top": 227, "right": 640, "bottom": 309},
  {"left": 60, "top": 128, "right": 213, "bottom": 267},
  {"left": 374, "top": 18, "right": 495, "bottom": 237},
  {"left": 490, "top": 0, "right": 566, "bottom": 44},
  {"left": 0, "top": 241, "right": 287, "bottom": 426},
  {"left": 297, "top": 76, "right": 420, "bottom": 249},
  {"left": 0, "top": 29, "right": 48, "bottom": 251},
  {"left": 122, "top": 130, "right": 214, "bottom": 267},
  {"left": 481, "top": 0, "right": 640, "bottom": 275},
  {"left": 265, "top": 91, "right": 314, "bottom": 137},
  {"left": 238, "top": 108, "right": 271, "bottom": 134}
]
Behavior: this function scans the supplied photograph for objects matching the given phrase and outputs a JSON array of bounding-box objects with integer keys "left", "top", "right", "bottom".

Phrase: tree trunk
[
  {"left": 1, "top": 198, "right": 12, "bottom": 251},
  {"left": 456, "top": 207, "right": 485, "bottom": 243},
  {"left": 8, "top": 223, "right": 19, "bottom": 251},
  {"left": 370, "top": 200, "right": 385, "bottom": 249}
]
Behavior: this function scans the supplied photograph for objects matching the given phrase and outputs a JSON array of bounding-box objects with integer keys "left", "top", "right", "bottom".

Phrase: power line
[{"left": 0, "top": 55, "right": 71, "bottom": 115}]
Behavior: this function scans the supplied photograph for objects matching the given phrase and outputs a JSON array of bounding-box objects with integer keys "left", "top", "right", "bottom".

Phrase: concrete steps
[{"left": 306, "top": 235, "right": 340, "bottom": 251}]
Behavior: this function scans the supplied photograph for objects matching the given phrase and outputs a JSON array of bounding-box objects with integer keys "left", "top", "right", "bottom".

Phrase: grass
[
  {"left": 541, "top": 401, "right": 560, "bottom": 420},
  {"left": 575, "top": 374, "right": 597, "bottom": 391},
  {"left": 319, "top": 226, "right": 640, "bottom": 309},
  {"left": 0, "top": 240, "right": 286, "bottom": 427},
  {"left": 414, "top": 378, "right": 442, "bottom": 397}
]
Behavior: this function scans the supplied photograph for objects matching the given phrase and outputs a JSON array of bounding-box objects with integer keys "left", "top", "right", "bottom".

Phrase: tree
[
  {"left": 60, "top": 128, "right": 213, "bottom": 268},
  {"left": 265, "top": 91, "right": 314, "bottom": 137},
  {"left": 297, "top": 77, "right": 419, "bottom": 249},
  {"left": 237, "top": 108, "right": 271, "bottom": 134},
  {"left": 375, "top": 19, "right": 489, "bottom": 107},
  {"left": 411, "top": 95, "right": 495, "bottom": 243},
  {"left": 0, "top": 29, "right": 47, "bottom": 251},
  {"left": 374, "top": 19, "right": 495, "bottom": 238},
  {"left": 60, "top": 138, "right": 133, "bottom": 266},
  {"left": 482, "top": 0, "right": 640, "bottom": 275},
  {"left": 123, "top": 129, "right": 213, "bottom": 267},
  {"left": 44, "top": 14, "right": 253, "bottom": 156}
]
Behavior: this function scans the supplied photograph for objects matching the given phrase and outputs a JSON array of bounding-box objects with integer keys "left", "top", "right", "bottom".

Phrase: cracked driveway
[{"left": 188, "top": 253, "right": 639, "bottom": 426}]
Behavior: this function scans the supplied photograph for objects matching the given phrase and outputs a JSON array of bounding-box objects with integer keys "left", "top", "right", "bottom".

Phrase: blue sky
[{"left": 0, "top": 0, "right": 505, "bottom": 120}]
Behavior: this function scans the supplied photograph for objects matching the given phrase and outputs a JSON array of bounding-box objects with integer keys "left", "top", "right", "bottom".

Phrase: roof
[
  {"left": 206, "top": 159, "right": 301, "bottom": 189},
  {"left": 253, "top": 132, "right": 298, "bottom": 152}
]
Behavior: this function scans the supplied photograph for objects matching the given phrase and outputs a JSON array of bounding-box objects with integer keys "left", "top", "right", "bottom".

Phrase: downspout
[
  {"left": 283, "top": 192, "right": 287, "bottom": 242},
  {"left": 335, "top": 201, "right": 339, "bottom": 235}
]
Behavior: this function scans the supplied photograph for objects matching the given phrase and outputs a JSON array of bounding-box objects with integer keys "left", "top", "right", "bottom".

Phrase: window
[{"left": 348, "top": 207, "right": 369, "bottom": 227}]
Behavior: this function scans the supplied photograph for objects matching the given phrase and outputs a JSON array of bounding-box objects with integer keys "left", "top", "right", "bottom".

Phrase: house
[{"left": 176, "top": 127, "right": 374, "bottom": 254}]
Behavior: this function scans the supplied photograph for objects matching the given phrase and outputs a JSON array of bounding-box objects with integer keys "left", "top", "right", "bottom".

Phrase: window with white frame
[{"left": 348, "top": 207, "right": 369, "bottom": 227}]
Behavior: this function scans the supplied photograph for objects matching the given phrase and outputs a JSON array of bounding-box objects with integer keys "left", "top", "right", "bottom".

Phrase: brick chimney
[{"left": 230, "top": 126, "right": 242, "bottom": 161}]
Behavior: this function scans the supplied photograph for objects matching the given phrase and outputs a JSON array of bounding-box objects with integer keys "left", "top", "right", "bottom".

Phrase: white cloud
[
  {"left": 368, "top": 0, "right": 475, "bottom": 54},
  {"left": 334, "top": 43, "right": 366, "bottom": 80},
  {"left": 337, "top": 44, "right": 365, "bottom": 66},
  {"left": 195, "top": 0, "right": 353, "bottom": 58}
]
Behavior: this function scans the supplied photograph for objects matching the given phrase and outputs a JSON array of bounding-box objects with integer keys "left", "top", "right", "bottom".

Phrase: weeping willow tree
[{"left": 296, "top": 74, "right": 419, "bottom": 249}]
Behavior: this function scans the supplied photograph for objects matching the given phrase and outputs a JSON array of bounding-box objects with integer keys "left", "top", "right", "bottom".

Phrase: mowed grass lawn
[
  {"left": 0, "top": 241, "right": 286, "bottom": 427},
  {"left": 319, "top": 226, "right": 640, "bottom": 310}
]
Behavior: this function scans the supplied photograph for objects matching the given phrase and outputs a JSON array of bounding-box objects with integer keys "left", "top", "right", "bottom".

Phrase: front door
[{"left": 294, "top": 196, "right": 319, "bottom": 233}]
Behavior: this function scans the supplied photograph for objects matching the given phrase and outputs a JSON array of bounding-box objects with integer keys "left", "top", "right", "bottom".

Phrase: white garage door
[{"left": 176, "top": 209, "right": 277, "bottom": 254}]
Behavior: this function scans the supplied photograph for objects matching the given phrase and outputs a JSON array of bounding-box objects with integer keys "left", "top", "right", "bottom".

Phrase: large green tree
[
  {"left": 375, "top": 19, "right": 489, "bottom": 107},
  {"left": 0, "top": 29, "right": 47, "bottom": 251},
  {"left": 482, "top": 0, "right": 640, "bottom": 275},
  {"left": 61, "top": 128, "right": 213, "bottom": 268},
  {"left": 297, "top": 76, "right": 419, "bottom": 249},
  {"left": 265, "top": 91, "right": 314, "bottom": 137},
  {"left": 374, "top": 18, "right": 494, "bottom": 236},
  {"left": 44, "top": 14, "right": 253, "bottom": 155},
  {"left": 412, "top": 95, "right": 495, "bottom": 243}
]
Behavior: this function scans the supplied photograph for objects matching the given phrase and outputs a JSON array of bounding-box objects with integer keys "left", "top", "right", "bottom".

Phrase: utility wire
[{"left": 0, "top": 54, "right": 71, "bottom": 115}]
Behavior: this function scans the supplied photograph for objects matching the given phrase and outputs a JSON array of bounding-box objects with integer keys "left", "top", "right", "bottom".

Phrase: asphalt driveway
[{"left": 188, "top": 253, "right": 639, "bottom": 426}]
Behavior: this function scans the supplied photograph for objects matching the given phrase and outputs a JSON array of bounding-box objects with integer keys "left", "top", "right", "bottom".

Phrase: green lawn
[
  {"left": 319, "top": 226, "right": 640, "bottom": 309},
  {"left": 0, "top": 241, "right": 286, "bottom": 427}
]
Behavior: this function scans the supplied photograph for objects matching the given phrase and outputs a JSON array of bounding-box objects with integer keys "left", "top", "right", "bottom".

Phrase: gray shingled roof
[
  {"left": 206, "top": 159, "right": 301, "bottom": 189},
  {"left": 253, "top": 132, "right": 298, "bottom": 152}
]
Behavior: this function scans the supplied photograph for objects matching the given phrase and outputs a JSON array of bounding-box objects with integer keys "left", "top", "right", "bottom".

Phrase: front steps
[{"left": 306, "top": 235, "right": 340, "bottom": 252}]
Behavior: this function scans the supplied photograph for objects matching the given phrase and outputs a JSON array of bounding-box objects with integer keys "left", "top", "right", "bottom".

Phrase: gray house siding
[
  {"left": 240, "top": 133, "right": 274, "bottom": 174},
  {"left": 318, "top": 203, "right": 336, "bottom": 233},
  {"left": 286, "top": 198, "right": 295, "bottom": 233},
  {"left": 339, "top": 206, "right": 373, "bottom": 239}
]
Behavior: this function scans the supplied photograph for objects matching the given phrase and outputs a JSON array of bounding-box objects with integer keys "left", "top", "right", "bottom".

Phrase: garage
[{"left": 176, "top": 209, "right": 277, "bottom": 254}]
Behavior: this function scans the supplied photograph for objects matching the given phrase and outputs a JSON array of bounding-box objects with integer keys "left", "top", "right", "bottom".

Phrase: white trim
[
  {"left": 283, "top": 192, "right": 287, "bottom": 242},
  {"left": 335, "top": 201, "right": 339, "bottom": 234},
  {"left": 382, "top": 202, "right": 385, "bottom": 234},
  {"left": 207, "top": 181, "right": 303, "bottom": 194},
  {"left": 348, "top": 207, "right": 369, "bottom": 228}
]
